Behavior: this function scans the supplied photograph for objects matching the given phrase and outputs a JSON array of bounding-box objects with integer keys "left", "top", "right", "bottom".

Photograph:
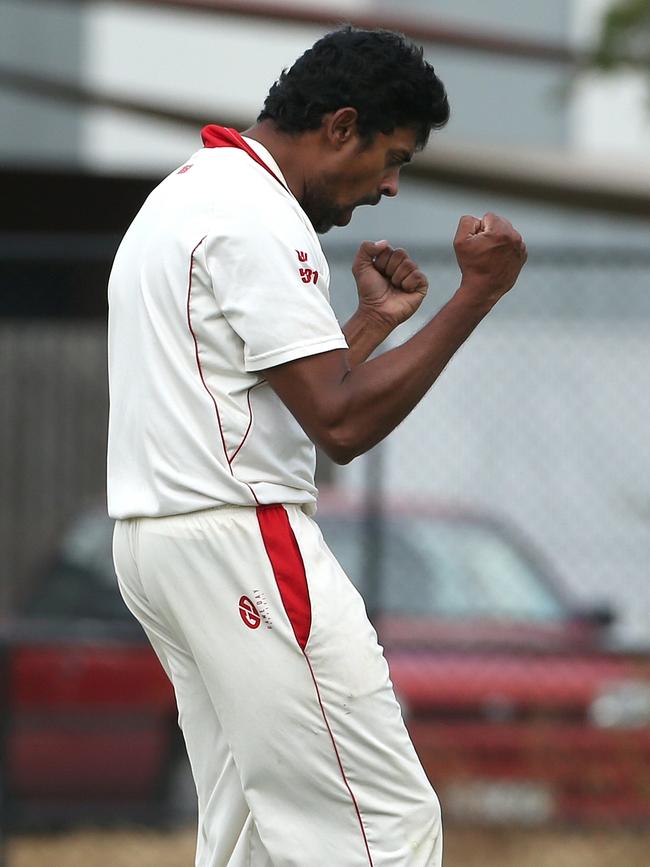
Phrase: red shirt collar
[{"left": 201, "top": 125, "right": 287, "bottom": 191}]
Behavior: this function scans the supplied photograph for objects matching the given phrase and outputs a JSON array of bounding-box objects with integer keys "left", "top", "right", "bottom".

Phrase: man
[{"left": 108, "top": 26, "right": 526, "bottom": 867}]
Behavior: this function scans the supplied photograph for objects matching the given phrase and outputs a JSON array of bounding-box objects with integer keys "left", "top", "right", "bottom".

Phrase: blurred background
[{"left": 1, "top": 1, "right": 650, "bottom": 865}]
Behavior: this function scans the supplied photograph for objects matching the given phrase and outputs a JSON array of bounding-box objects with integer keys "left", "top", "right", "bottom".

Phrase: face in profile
[{"left": 301, "top": 126, "right": 418, "bottom": 233}]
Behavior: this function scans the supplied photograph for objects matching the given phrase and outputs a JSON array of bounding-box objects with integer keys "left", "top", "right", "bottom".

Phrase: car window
[
  {"left": 24, "top": 511, "right": 129, "bottom": 621},
  {"left": 316, "top": 514, "right": 567, "bottom": 622}
]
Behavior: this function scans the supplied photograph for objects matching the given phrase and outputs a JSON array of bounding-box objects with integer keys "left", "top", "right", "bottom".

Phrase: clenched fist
[
  {"left": 454, "top": 213, "right": 527, "bottom": 307},
  {"left": 352, "top": 240, "right": 429, "bottom": 330}
]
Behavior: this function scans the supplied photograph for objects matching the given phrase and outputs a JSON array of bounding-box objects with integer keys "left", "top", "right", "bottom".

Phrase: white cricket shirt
[{"left": 107, "top": 128, "right": 348, "bottom": 519}]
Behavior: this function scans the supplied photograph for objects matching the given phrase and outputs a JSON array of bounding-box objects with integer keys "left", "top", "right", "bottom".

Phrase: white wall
[
  {"left": 4, "top": 0, "right": 650, "bottom": 169},
  {"left": 0, "top": 0, "right": 84, "bottom": 166},
  {"left": 570, "top": 0, "right": 650, "bottom": 157}
]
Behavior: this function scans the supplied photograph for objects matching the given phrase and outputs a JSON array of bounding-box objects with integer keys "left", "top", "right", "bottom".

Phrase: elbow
[
  {"left": 306, "top": 389, "right": 366, "bottom": 464},
  {"left": 329, "top": 447, "right": 356, "bottom": 466},
  {"left": 318, "top": 425, "right": 363, "bottom": 465}
]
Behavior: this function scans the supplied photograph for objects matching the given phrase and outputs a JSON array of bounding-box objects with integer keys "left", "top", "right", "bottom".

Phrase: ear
[{"left": 323, "top": 107, "right": 359, "bottom": 149}]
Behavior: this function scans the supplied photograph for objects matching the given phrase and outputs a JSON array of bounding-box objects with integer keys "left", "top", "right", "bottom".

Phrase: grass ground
[{"left": 6, "top": 826, "right": 650, "bottom": 867}]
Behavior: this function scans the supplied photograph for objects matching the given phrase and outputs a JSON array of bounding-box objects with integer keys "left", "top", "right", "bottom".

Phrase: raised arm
[{"left": 264, "top": 213, "right": 527, "bottom": 464}]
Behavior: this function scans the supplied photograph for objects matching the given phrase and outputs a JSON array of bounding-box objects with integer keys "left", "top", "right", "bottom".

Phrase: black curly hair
[{"left": 258, "top": 26, "right": 450, "bottom": 149}]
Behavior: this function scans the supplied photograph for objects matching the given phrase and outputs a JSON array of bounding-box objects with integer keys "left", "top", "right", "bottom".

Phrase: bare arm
[
  {"left": 264, "top": 213, "right": 527, "bottom": 464},
  {"left": 342, "top": 309, "right": 392, "bottom": 367}
]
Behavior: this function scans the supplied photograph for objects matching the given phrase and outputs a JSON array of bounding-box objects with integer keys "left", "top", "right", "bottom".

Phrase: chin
[
  {"left": 311, "top": 208, "right": 353, "bottom": 234},
  {"left": 335, "top": 209, "right": 354, "bottom": 228}
]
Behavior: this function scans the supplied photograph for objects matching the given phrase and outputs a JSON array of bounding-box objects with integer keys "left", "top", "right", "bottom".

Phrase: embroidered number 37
[{"left": 299, "top": 267, "right": 319, "bottom": 285}]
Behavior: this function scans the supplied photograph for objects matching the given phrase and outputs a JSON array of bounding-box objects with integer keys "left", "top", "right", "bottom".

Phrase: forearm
[
  {"left": 342, "top": 308, "right": 393, "bottom": 367},
  {"left": 332, "top": 291, "right": 495, "bottom": 460},
  {"left": 265, "top": 215, "right": 525, "bottom": 465}
]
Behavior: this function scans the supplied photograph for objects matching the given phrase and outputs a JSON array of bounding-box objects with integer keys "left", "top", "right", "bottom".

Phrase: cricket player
[{"left": 108, "top": 26, "right": 527, "bottom": 867}]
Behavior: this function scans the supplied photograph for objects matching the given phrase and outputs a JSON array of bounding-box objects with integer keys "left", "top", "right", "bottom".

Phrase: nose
[{"left": 380, "top": 169, "right": 400, "bottom": 198}]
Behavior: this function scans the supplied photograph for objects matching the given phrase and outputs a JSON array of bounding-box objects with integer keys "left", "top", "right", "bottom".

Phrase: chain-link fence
[
  {"left": 327, "top": 244, "right": 650, "bottom": 645},
  {"left": 1, "top": 242, "right": 649, "bottom": 866}
]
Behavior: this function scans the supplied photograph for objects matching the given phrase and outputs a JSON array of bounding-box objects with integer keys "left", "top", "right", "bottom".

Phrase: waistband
[{"left": 116, "top": 501, "right": 314, "bottom": 531}]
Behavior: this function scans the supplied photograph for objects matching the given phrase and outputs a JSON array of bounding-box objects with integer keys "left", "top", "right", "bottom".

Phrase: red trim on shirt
[
  {"left": 186, "top": 235, "right": 260, "bottom": 505},
  {"left": 255, "top": 505, "right": 374, "bottom": 865},
  {"left": 228, "top": 383, "right": 259, "bottom": 466},
  {"left": 201, "top": 124, "right": 289, "bottom": 192},
  {"left": 186, "top": 236, "right": 233, "bottom": 472}
]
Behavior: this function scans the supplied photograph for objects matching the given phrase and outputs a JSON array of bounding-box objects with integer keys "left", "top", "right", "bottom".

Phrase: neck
[{"left": 242, "top": 120, "right": 311, "bottom": 202}]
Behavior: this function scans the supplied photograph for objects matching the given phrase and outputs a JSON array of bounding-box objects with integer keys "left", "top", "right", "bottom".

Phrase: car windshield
[
  {"left": 26, "top": 508, "right": 566, "bottom": 625},
  {"left": 316, "top": 514, "right": 567, "bottom": 622}
]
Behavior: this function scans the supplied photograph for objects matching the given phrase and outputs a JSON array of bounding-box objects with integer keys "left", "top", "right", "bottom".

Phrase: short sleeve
[{"left": 205, "top": 209, "right": 348, "bottom": 371}]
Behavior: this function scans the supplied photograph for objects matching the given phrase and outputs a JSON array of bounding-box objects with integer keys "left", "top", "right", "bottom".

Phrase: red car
[{"left": 3, "top": 496, "right": 650, "bottom": 827}]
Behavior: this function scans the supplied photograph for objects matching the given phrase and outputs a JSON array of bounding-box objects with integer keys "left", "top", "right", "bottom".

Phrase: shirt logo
[
  {"left": 177, "top": 164, "right": 194, "bottom": 174},
  {"left": 239, "top": 595, "right": 261, "bottom": 629},
  {"left": 299, "top": 267, "right": 319, "bottom": 285},
  {"left": 296, "top": 250, "right": 308, "bottom": 263}
]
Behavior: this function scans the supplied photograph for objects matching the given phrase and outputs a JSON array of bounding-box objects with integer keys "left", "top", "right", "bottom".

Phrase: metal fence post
[
  {"left": 0, "top": 639, "right": 9, "bottom": 867},
  {"left": 363, "top": 444, "right": 385, "bottom": 626}
]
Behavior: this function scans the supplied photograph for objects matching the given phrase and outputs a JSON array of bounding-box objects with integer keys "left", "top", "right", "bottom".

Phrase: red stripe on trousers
[
  {"left": 255, "top": 505, "right": 374, "bottom": 866},
  {"left": 256, "top": 504, "right": 311, "bottom": 650}
]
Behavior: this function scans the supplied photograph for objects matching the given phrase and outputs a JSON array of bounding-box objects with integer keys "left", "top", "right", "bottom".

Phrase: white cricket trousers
[{"left": 113, "top": 503, "right": 442, "bottom": 867}]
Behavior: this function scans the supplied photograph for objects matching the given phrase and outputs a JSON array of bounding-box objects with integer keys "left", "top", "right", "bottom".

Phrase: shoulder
[{"left": 205, "top": 171, "right": 322, "bottom": 257}]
